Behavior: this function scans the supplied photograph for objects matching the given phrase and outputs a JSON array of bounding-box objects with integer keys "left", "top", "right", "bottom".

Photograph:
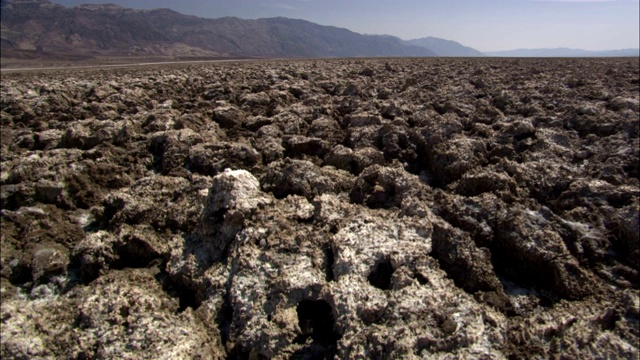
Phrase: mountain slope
[
  {"left": 485, "top": 48, "right": 640, "bottom": 57},
  {"left": 0, "top": 0, "right": 436, "bottom": 59},
  {"left": 404, "top": 37, "right": 485, "bottom": 57}
]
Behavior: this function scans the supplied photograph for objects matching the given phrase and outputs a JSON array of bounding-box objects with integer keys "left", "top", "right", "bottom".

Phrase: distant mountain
[
  {"left": 0, "top": 0, "right": 436, "bottom": 60},
  {"left": 404, "top": 37, "right": 485, "bottom": 57},
  {"left": 484, "top": 48, "right": 640, "bottom": 57}
]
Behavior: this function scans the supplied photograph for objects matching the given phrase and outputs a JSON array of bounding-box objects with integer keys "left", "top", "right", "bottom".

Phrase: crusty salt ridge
[{"left": 1, "top": 58, "right": 638, "bottom": 358}]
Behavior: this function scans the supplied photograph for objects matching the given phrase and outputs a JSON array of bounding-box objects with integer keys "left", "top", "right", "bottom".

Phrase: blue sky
[{"left": 51, "top": 0, "right": 640, "bottom": 51}]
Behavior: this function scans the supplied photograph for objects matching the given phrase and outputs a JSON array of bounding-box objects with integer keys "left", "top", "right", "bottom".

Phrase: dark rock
[
  {"left": 307, "top": 116, "right": 343, "bottom": 145},
  {"left": 187, "top": 142, "right": 261, "bottom": 177},
  {"left": 283, "top": 135, "right": 328, "bottom": 158},
  {"left": 427, "top": 136, "right": 487, "bottom": 185},
  {"left": 344, "top": 112, "right": 383, "bottom": 128},
  {"left": 262, "top": 158, "right": 354, "bottom": 200},
  {"left": 495, "top": 207, "right": 600, "bottom": 300},
  {"left": 350, "top": 164, "right": 429, "bottom": 209},
  {"left": 212, "top": 105, "right": 246, "bottom": 128}
]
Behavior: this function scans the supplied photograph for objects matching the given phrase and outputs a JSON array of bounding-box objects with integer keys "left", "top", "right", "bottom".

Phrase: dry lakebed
[{"left": 1, "top": 58, "right": 639, "bottom": 359}]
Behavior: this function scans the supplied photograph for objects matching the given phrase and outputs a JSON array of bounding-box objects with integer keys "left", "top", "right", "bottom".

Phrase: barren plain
[{"left": 1, "top": 58, "right": 639, "bottom": 359}]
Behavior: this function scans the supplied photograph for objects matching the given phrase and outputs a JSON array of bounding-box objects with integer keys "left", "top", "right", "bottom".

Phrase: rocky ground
[{"left": 1, "top": 58, "right": 638, "bottom": 359}]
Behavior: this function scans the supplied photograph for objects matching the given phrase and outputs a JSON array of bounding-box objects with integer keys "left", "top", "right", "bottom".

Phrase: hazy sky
[{"left": 50, "top": 0, "right": 640, "bottom": 51}]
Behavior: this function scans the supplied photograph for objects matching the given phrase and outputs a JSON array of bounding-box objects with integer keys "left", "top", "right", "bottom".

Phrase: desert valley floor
[{"left": 1, "top": 58, "right": 639, "bottom": 359}]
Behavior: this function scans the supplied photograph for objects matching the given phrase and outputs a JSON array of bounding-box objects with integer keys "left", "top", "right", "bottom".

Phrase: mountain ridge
[
  {"left": 3, "top": 0, "right": 635, "bottom": 62},
  {"left": 485, "top": 47, "right": 640, "bottom": 57},
  {"left": 0, "top": 0, "right": 436, "bottom": 60},
  {"left": 404, "top": 37, "right": 485, "bottom": 57}
]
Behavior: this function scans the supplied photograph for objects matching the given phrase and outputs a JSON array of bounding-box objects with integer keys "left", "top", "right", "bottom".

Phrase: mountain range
[
  {"left": 1, "top": 0, "right": 638, "bottom": 63},
  {"left": 485, "top": 48, "right": 640, "bottom": 57},
  {"left": 404, "top": 37, "right": 485, "bottom": 57},
  {"left": 0, "top": 0, "right": 436, "bottom": 60}
]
